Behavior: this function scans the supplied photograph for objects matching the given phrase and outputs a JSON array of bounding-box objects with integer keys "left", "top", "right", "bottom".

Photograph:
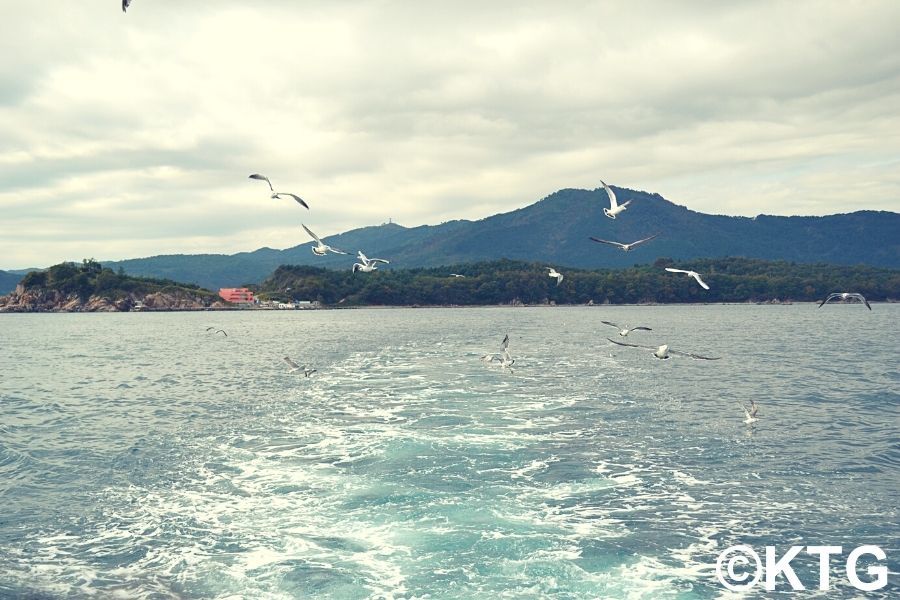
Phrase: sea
[{"left": 1, "top": 305, "right": 898, "bottom": 599}]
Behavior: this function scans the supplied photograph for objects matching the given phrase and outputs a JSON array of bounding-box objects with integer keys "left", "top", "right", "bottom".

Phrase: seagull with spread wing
[
  {"left": 547, "top": 267, "right": 564, "bottom": 286},
  {"left": 283, "top": 357, "right": 316, "bottom": 377},
  {"left": 817, "top": 292, "right": 872, "bottom": 310},
  {"left": 600, "top": 180, "right": 631, "bottom": 219},
  {"left": 122, "top": 0, "right": 132, "bottom": 12},
  {"left": 352, "top": 250, "right": 390, "bottom": 273},
  {"left": 607, "top": 338, "right": 719, "bottom": 360},
  {"left": 249, "top": 173, "right": 310, "bottom": 209},
  {"left": 664, "top": 267, "right": 710, "bottom": 290},
  {"left": 601, "top": 321, "right": 652, "bottom": 337},
  {"left": 590, "top": 234, "right": 658, "bottom": 252},
  {"left": 301, "top": 224, "right": 347, "bottom": 256}
]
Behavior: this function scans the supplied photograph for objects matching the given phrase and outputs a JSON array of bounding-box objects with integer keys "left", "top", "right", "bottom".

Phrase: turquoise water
[{"left": 1, "top": 306, "right": 898, "bottom": 598}]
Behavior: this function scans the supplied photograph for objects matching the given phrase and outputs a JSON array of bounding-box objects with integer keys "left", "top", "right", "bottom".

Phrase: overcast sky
[{"left": 1, "top": 1, "right": 899, "bottom": 269}]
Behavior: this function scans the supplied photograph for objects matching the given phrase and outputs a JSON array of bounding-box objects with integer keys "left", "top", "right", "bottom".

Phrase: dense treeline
[
  {"left": 259, "top": 257, "right": 900, "bottom": 306},
  {"left": 18, "top": 259, "right": 219, "bottom": 301}
]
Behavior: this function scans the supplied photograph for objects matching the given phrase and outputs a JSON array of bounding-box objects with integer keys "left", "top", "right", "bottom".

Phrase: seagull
[
  {"left": 817, "top": 292, "right": 872, "bottom": 310},
  {"left": 206, "top": 327, "right": 227, "bottom": 337},
  {"left": 248, "top": 173, "right": 309, "bottom": 209},
  {"left": 352, "top": 250, "right": 390, "bottom": 273},
  {"left": 301, "top": 224, "right": 348, "bottom": 256},
  {"left": 743, "top": 400, "right": 759, "bottom": 424},
  {"left": 665, "top": 267, "right": 710, "bottom": 290},
  {"left": 283, "top": 357, "right": 316, "bottom": 377},
  {"left": 590, "top": 234, "right": 659, "bottom": 252},
  {"left": 601, "top": 321, "right": 652, "bottom": 337},
  {"left": 449, "top": 273, "right": 466, "bottom": 278},
  {"left": 122, "top": 0, "right": 132, "bottom": 12},
  {"left": 600, "top": 180, "right": 631, "bottom": 219},
  {"left": 482, "top": 334, "right": 514, "bottom": 371},
  {"left": 607, "top": 338, "right": 720, "bottom": 360},
  {"left": 547, "top": 267, "right": 564, "bottom": 286}
]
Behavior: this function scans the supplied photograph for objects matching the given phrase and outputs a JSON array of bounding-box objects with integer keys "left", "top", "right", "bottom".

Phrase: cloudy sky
[{"left": 1, "top": 1, "right": 899, "bottom": 269}]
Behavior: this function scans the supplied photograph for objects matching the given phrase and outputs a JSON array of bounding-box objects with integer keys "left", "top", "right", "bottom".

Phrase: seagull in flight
[
  {"left": 301, "top": 224, "right": 348, "bottom": 256},
  {"left": 206, "top": 326, "right": 227, "bottom": 337},
  {"left": 742, "top": 400, "right": 759, "bottom": 424},
  {"left": 283, "top": 357, "right": 316, "bottom": 377},
  {"left": 590, "top": 234, "right": 658, "bottom": 252},
  {"left": 122, "top": 0, "right": 132, "bottom": 12},
  {"left": 601, "top": 321, "right": 652, "bottom": 337},
  {"left": 352, "top": 250, "right": 390, "bottom": 273},
  {"left": 482, "top": 334, "right": 515, "bottom": 372},
  {"left": 600, "top": 180, "right": 631, "bottom": 219},
  {"left": 249, "top": 174, "right": 310, "bottom": 209},
  {"left": 607, "top": 338, "right": 720, "bottom": 360},
  {"left": 449, "top": 273, "right": 466, "bottom": 278},
  {"left": 547, "top": 267, "right": 564, "bottom": 286},
  {"left": 817, "top": 292, "right": 872, "bottom": 310},
  {"left": 665, "top": 267, "right": 710, "bottom": 290}
]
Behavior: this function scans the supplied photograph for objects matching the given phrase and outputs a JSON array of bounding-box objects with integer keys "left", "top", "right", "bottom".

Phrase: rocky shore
[{"left": 0, "top": 285, "right": 229, "bottom": 312}]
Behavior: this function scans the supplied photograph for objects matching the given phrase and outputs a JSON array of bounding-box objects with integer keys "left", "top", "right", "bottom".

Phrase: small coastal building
[{"left": 219, "top": 287, "right": 255, "bottom": 304}]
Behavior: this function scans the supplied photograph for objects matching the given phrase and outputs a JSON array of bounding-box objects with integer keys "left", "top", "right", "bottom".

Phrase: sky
[{"left": 1, "top": 1, "right": 899, "bottom": 269}]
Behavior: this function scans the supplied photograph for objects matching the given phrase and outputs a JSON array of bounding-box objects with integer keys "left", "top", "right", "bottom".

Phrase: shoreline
[{"left": 2, "top": 300, "right": 894, "bottom": 314}]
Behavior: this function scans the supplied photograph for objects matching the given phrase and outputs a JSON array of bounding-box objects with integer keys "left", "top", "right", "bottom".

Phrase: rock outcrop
[{"left": 0, "top": 289, "right": 229, "bottom": 312}]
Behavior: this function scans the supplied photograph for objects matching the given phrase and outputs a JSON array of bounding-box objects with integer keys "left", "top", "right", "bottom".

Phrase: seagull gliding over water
[
  {"left": 601, "top": 321, "right": 652, "bottom": 337},
  {"left": 817, "top": 292, "right": 872, "bottom": 310},
  {"left": 607, "top": 338, "right": 720, "bottom": 360},
  {"left": 665, "top": 267, "right": 710, "bottom": 290},
  {"left": 284, "top": 357, "right": 316, "bottom": 377}
]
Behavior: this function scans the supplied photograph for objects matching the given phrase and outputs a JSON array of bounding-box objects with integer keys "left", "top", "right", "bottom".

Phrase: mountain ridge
[{"left": 3, "top": 186, "right": 898, "bottom": 292}]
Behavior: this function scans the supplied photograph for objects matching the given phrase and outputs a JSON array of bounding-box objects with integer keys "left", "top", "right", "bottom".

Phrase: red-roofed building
[{"left": 219, "top": 288, "right": 255, "bottom": 304}]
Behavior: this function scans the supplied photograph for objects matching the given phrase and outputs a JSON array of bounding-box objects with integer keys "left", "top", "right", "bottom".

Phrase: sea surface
[{"left": 1, "top": 305, "right": 898, "bottom": 599}]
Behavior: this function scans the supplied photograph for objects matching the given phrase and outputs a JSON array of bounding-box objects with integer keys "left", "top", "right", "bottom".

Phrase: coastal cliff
[{"left": 0, "top": 260, "right": 228, "bottom": 313}]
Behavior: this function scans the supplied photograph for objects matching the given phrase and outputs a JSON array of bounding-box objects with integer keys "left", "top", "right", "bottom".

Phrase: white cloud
[{"left": 1, "top": 0, "right": 899, "bottom": 268}]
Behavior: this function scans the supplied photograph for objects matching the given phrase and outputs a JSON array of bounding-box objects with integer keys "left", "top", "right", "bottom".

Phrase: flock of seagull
[{"left": 479, "top": 180, "right": 873, "bottom": 425}]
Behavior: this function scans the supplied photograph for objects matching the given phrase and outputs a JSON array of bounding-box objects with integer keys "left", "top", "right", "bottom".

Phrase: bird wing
[
  {"left": 817, "top": 293, "right": 840, "bottom": 307},
  {"left": 357, "top": 251, "right": 369, "bottom": 263},
  {"left": 249, "top": 173, "right": 273, "bottom": 192},
  {"left": 600, "top": 180, "right": 618, "bottom": 208},
  {"left": 665, "top": 267, "right": 689, "bottom": 274},
  {"left": 352, "top": 263, "right": 362, "bottom": 272},
  {"left": 370, "top": 258, "right": 390, "bottom": 264},
  {"left": 848, "top": 293, "right": 872, "bottom": 309},
  {"left": 600, "top": 321, "right": 620, "bottom": 329},
  {"left": 691, "top": 272, "right": 710, "bottom": 290},
  {"left": 606, "top": 337, "right": 657, "bottom": 351},
  {"left": 329, "top": 247, "right": 349, "bottom": 255},
  {"left": 630, "top": 234, "right": 659, "bottom": 247},
  {"left": 668, "top": 348, "right": 720, "bottom": 360},
  {"left": 206, "top": 326, "right": 216, "bottom": 331},
  {"left": 589, "top": 237, "right": 626, "bottom": 249},
  {"left": 501, "top": 334, "right": 510, "bottom": 351},
  {"left": 301, "top": 223, "right": 322, "bottom": 243},
  {"left": 216, "top": 330, "right": 227, "bottom": 337},
  {"left": 122, "top": 0, "right": 131, "bottom": 11},
  {"left": 283, "top": 356, "right": 301, "bottom": 369},
  {"left": 275, "top": 193, "right": 309, "bottom": 209},
  {"left": 631, "top": 326, "right": 652, "bottom": 332}
]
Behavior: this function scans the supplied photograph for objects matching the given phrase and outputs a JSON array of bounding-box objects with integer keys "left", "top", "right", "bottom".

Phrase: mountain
[{"left": 51, "top": 187, "right": 900, "bottom": 289}]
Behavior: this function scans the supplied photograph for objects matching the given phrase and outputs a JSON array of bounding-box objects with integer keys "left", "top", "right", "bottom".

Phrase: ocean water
[{"left": 1, "top": 305, "right": 898, "bottom": 599}]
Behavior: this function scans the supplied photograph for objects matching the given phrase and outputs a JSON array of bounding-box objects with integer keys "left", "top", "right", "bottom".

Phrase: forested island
[
  {"left": 258, "top": 257, "right": 900, "bottom": 306},
  {"left": 2, "top": 257, "right": 898, "bottom": 312},
  {"left": 0, "top": 259, "right": 226, "bottom": 312}
]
